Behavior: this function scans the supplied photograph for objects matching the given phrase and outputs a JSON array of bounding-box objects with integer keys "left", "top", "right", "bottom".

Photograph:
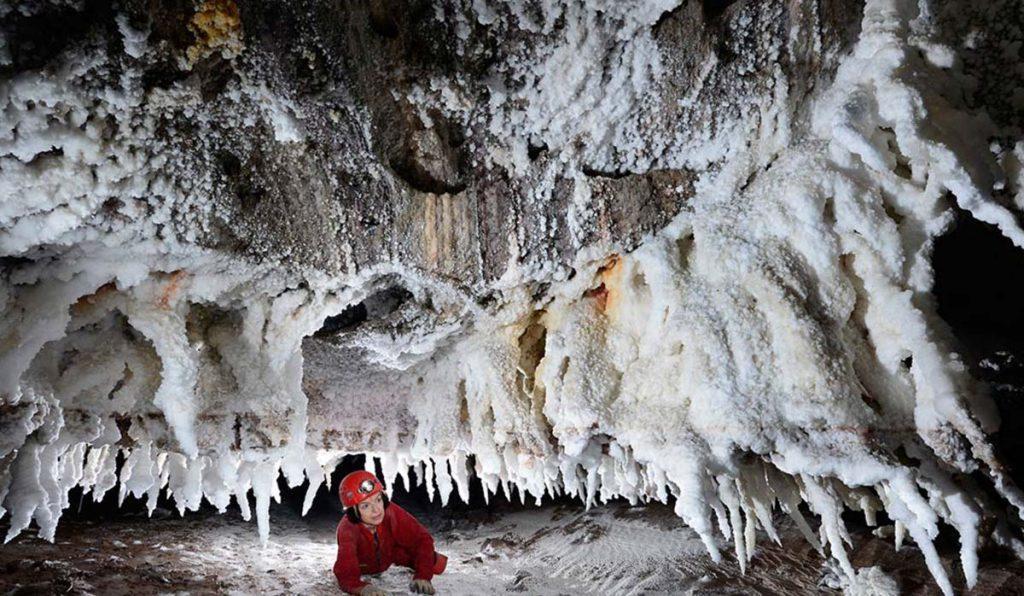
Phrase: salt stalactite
[
  {"left": 0, "top": 0, "right": 1022, "bottom": 594},
  {"left": 0, "top": 254, "right": 346, "bottom": 545}
]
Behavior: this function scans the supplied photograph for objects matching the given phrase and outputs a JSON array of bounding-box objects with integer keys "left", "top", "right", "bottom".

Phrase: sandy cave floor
[{"left": 2, "top": 498, "right": 1024, "bottom": 595}]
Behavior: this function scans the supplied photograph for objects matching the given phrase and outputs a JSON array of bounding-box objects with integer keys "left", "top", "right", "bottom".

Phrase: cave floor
[{"left": 2, "top": 499, "right": 1023, "bottom": 595}]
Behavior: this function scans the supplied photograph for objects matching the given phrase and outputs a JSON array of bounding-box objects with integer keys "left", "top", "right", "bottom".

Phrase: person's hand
[
  {"left": 409, "top": 579, "right": 436, "bottom": 594},
  {"left": 358, "top": 585, "right": 388, "bottom": 596}
]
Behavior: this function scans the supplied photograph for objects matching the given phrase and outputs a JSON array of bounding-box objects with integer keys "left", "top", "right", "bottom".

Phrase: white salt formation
[{"left": 1, "top": 0, "right": 1023, "bottom": 593}]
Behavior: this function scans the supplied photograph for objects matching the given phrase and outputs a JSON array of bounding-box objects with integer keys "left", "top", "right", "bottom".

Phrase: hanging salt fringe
[
  {"left": 251, "top": 459, "right": 279, "bottom": 546},
  {"left": 424, "top": 457, "right": 436, "bottom": 503},
  {"left": 883, "top": 481, "right": 954, "bottom": 596},
  {"left": 738, "top": 462, "right": 780, "bottom": 545},
  {"left": 436, "top": 457, "right": 454, "bottom": 506},
  {"left": 165, "top": 453, "right": 205, "bottom": 515},
  {"left": 379, "top": 452, "right": 398, "bottom": 499},
  {"left": 412, "top": 460, "right": 424, "bottom": 489},
  {"left": 717, "top": 475, "right": 748, "bottom": 573},
  {"left": 709, "top": 477, "right": 733, "bottom": 545},
  {"left": 450, "top": 451, "right": 470, "bottom": 504},
  {"left": 397, "top": 459, "right": 412, "bottom": 493},
  {"left": 481, "top": 479, "right": 491, "bottom": 505},
  {"left": 767, "top": 468, "right": 822, "bottom": 554},
  {"left": 0, "top": 6, "right": 1022, "bottom": 596},
  {"left": 234, "top": 461, "right": 254, "bottom": 522},
  {"left": 805, "top": 477, "right": 857, "bottom": 579},
  {"left": 301, "top": 451, "right": 327, "bottom": 516}
]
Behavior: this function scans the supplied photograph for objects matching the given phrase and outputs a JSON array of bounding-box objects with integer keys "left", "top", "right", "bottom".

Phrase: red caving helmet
[{"left": 339, "top": 470, "right": 383, "bottom": 508}]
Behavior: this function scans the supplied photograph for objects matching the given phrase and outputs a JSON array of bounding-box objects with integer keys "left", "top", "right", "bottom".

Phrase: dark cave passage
[{"left": 934, "top": 207, "right": 1024, "bottom": 484}]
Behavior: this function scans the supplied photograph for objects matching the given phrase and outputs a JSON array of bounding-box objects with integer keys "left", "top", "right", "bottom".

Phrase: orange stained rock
[
  {"left": 583, "top": 283, "right": 609, "bottom": 312},
  {"left": 585, "top": 254, "right": 624, "bottom": 315},
  {"left": 71, "top": 282, "right": 118, "bottom": 315},
  {"left": 158, "top": 270, "right": 188, "bottom": 309},
  {"left": 187, "top": 0, "right": 243, "bottom": 65}
]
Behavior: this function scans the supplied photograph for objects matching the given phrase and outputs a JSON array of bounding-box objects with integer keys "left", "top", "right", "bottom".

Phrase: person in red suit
[{"left": 332, "top": 470, "right": 448, "bottom": 595}]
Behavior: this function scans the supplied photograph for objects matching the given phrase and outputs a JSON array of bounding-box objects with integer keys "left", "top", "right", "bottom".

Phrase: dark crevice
[
  {"left": 238, "top": 184, "right": 265, "bottom": 211},
  {"left": 391, "top": 159, "right": 468, "bottom": 195},
  {"left": 107, "top": 369, "right": 127, "bottom": 400},
  {"left": 581, "top": 166, "right": 632, "bottom": 180},
  {"left": 389, "top": 109, "right": 467, "bottom": 195},
  {"left": 217, "top": 151, "right": 241, "bottom": 178},
  {"left": 26, "top": 147, "right": 64, "bottom": 166},
  {"left": 216, "top": 150, "right": 266, "bottom": 212},
  {"left": 935, "top": 208, "right": 1024, "bottom": 344},
  {"left": 882, "top": 201, "right": 904, "bottom": 226},
  {"left": 860, "top": 391, "right": 881, "bottom": 414},
  {"left": 364, "top": 285, "right": 414, "bottom": 318},
  {"left": 368, "top": 1, "right": 401, "bottom": 38},
  {"left": 881, "top": 126, "right": 913, "bottom": 180},
  {"left": 142, "top": 68, "right": 190, "bottom": 92},
  {"left": 527, "top": 141, "right": 548, "bottom": 161},
  {"left": 822, "top": 198, "right": 837, "bottom": 228},
  {"left": 476, "top": 291, "right": 498, "bottom": 309},
  {"left": 194, "top": 55, "right": 236, "bottom": 101},
  {"left": 315, "top": 302, "right": 369, "bottom": 337},
  {"left": 1, "top": 0, "right": 115, "bottom": 76},
  {"left": 102, "top": 198, "right": 124, "bottom": 214},
  {"left": 458, "top": 379, "right": 469, "bottom": 425},
  {"left": 702, "top": 0, "right": 742, "bottom": 21},
  {"left": 738, "top": 169, "right": 756, "bottom": 193},
  {"left": 676, "top": 233, "right": 695, "bottom": 268},
  {"left": 0, "top": 255, "right": 35, "bottom": 274},
  {"left": 313, "top": 285, "right": 414, "bottom": 338}
]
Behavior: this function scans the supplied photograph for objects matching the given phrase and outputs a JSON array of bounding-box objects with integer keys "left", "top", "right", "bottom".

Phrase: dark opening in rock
[
  {"left": 363, "top": 285, "right": 414, "bottom": 318},
  {"left": 934, "top": 206, "right": 1024, "bottom": 484},
  {"left": 389, "top": 108, "right": 467, "bottom": 195},
  {"left": 527, "top": 142, "right": 548, "bottom": 161},
  {"left": 581, "top": 166, "right": 631, "bottom": 180},
  {"left": 314, "top": 284, "right": 414, "bottom": 338},
  {"left": 315, "top": 302, "right": 369, "bottom": 337},
  {"left": 368, "top": 0, "right": 401, "bottom": 38},
  {"left": 935, "top": 208, "right": 1024, "bottom": 353},
  {"left": 0, "top": 255, "right": 35, "bottom": 273},
  {"left": 1, "top": 0, "right": 112, "bottom": 74},
  {"left": 216, "top": 150, "right": 265, "bottom": 211},
  {"left": 217, "top": 150, "right": 242, "bottom": 178},
  {"left": 703, "top": 0, "right": 742, "bottom": 21}
]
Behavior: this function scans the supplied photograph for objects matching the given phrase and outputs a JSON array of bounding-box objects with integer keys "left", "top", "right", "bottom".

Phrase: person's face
[{"left": 357, "top": 492, "right": 385, "bottom": 527}]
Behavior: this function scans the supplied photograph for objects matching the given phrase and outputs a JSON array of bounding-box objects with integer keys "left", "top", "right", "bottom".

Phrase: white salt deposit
[{"left": 1, "top": 1, "right": 1023, "bottom": 594}]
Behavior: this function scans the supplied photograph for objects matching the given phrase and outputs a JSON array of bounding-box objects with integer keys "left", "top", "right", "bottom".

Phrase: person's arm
[
  {"left": 333, "top": 525, "right": 369, "bottom": 594},
  {"left": 391, "top": 505, "right": 436, "bottom": 581}
]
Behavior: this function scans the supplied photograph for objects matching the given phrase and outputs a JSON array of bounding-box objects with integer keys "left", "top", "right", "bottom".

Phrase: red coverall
[{"left": 333, "top": 503, "right": 438, "bottom": 594}]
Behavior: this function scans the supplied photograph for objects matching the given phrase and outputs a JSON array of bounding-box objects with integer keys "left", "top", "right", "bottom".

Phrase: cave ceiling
[{"left": 2, "top": 1, "right": 1024, "bottom": 593}]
